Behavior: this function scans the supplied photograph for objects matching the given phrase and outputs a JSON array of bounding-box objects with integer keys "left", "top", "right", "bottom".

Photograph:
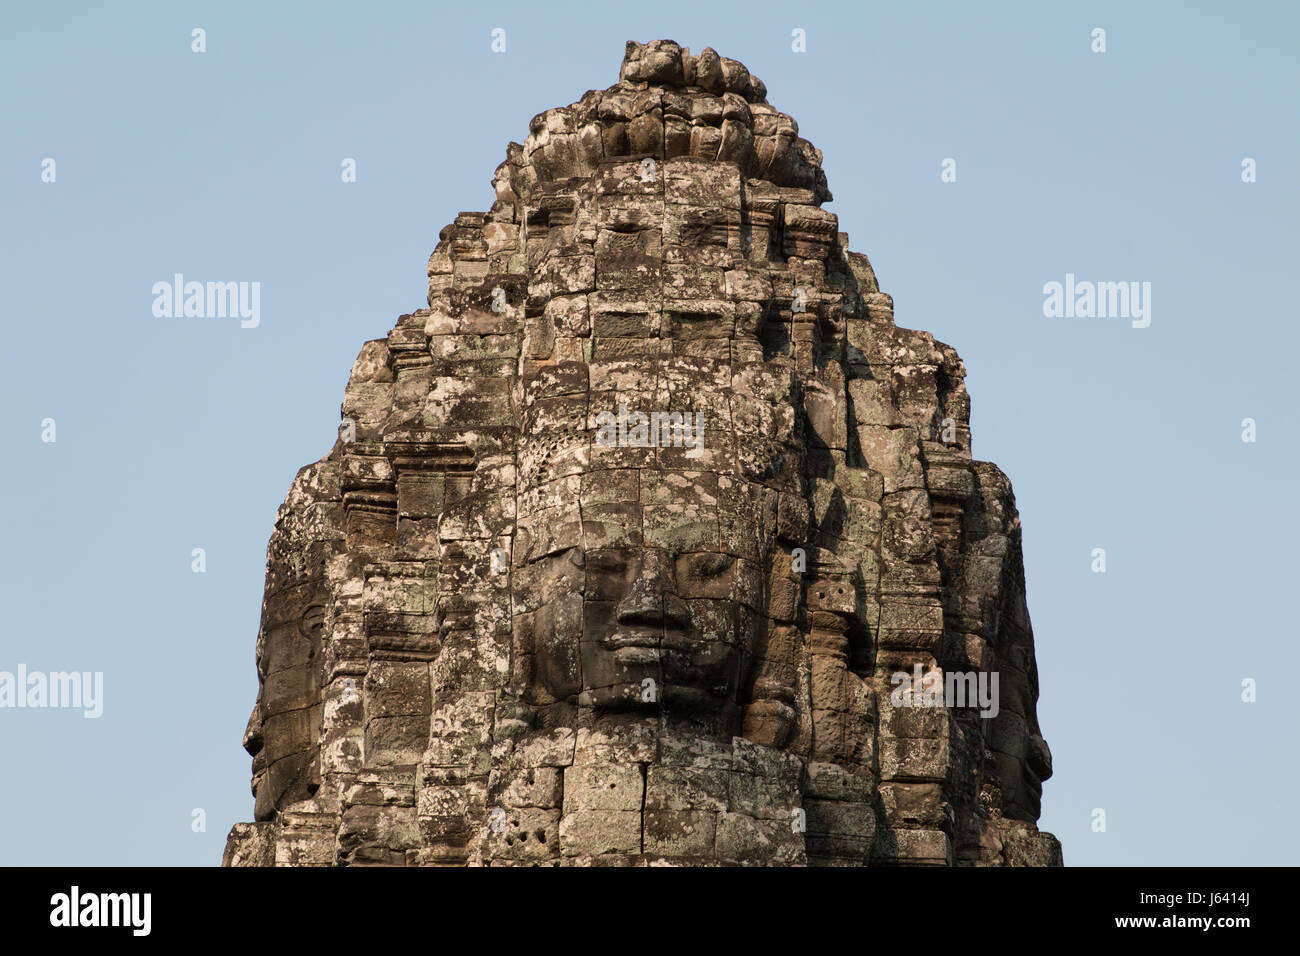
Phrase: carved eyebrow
[
  {"left": 587, "top": 551, "right": 629, "bottom": 571},
  {"left": 684, "top": 552, "right": 735, "bottom": 576}
]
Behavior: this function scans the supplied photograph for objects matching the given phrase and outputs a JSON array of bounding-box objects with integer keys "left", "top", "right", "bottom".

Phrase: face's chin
[{"left": 252, "top": 773, "right": 275, "bottom": 822}]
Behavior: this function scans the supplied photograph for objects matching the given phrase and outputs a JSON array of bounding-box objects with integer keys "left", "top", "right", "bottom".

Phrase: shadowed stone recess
[{"left": 223, "top": 39, "right": 1062, "bottom": 868}]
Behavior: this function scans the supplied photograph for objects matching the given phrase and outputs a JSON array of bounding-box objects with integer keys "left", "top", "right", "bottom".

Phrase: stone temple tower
[{"left": 224, "top": 40, "right": 1062, "bottom": 867}]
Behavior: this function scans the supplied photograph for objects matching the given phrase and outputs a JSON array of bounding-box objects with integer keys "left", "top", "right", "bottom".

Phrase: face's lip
[
  {"left": 602, "top": 627, "right": 700, "bottom": 652},
  {"left": 661, "top": 632, "right": 702, "bottom": 652},
  {"left": 602, "top": 628, "right": 662, "bottom": 650},
  {"left": 613, "top": 645, "right": 661, "bottom": 665}
]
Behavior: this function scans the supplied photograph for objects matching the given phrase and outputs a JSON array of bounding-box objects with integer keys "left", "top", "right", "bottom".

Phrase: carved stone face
[
  {"left": 511, "top": 329, "right": 795, "bottom": 738},
  {"left": 243, "top": 584, "right": 324, "bottom": 820},
  {"left": 516, "top": 439, "right": 781, "bottom": 742},
  {"left": 529, "top": 541, "right": 761, "bottom": 715}
]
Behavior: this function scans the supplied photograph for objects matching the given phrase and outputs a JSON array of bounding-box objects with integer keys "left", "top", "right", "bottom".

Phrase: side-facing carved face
[{"left": 243, "top": 585, "right": 324, "bottom": 820}]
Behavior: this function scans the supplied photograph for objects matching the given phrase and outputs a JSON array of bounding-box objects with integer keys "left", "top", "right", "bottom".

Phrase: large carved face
[
  {"left": 526, "top": 536, "right": 764, "bottom": 721},
  {"left": 242, "top": 583, "right": 324, "bottom": 820},
  {"left": 515, "top": 362, "right": 789, "bottom": 737}
]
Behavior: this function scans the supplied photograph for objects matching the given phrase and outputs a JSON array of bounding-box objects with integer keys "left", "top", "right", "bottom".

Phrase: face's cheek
[
  {"left": 585, "top": 553, "right": 632, "bottom": 606},
  {"left": 251, "top": 625, "right": 300, "bottom": 822},
  {"left": 253, "top": 622, "right": 298, "bottom": 815},
  {"left": 581, "top": 550, "right": 635, "bottom": 688},
  {"left": 519, "top": 548, "right": 586, "bottom": 703},
  {"left": 578, "top": 598, "right": 626, "bottom": 700},
  {"left": 667, "top": 599, "right": 743, "bottom": 689},
  {"left": 534, "top": 592, "right": 583, "bottom": 700},
  {"left": 248, "top": 587, "right": 325, "bottom": 817}
]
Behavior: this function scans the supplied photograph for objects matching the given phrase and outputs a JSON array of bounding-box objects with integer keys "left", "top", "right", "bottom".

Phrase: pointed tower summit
[{"left": 224, "top": 40, "right": 1061, "bottom": 867}]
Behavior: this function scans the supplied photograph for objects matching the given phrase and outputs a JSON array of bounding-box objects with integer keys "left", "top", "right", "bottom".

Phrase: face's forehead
[
  {"left": 257, "top": 583, "right": 323, "bottom": 679},
  {"left": 515, "top": 469, "right": 783, "bottom": 577},
  {"left": 514, "top": 347, "right": 798, "bottom": 561}
]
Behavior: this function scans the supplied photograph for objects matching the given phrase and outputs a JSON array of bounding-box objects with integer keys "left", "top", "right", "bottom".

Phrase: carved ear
[
  {"left": 740, "top": 621, "right": 800, "bottom": 749},
  {"left": 493, "top": 695, "right": 537, "bottom": 741},
  {"left": 298, "top": 603, "right": 326, "bottom": 639},
  {"left": 742, "top": 698, "right": 798, "bottom": 750}
]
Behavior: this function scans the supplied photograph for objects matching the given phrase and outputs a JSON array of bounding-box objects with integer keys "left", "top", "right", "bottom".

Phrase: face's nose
[
  {"left": 242, "top": 702, "right": 264, "bottom": 758},
  {"left": 615, "top": 550, "right": 690, "bottom": 630}
]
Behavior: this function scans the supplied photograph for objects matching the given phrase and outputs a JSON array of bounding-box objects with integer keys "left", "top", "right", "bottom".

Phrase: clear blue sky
[{"left": 2, "top": 0, "right": 1295, "bottom": 866}]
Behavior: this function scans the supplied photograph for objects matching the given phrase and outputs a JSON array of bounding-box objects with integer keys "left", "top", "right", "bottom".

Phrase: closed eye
[
  {"left": 686, "top": 553, "right": 734, "bottom": 579},
  {"left": 587, "top": 551, "right": 629, "bottom": 574}
]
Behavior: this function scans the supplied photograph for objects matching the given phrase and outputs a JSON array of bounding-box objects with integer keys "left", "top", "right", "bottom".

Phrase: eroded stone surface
[{"left": 223, "top": 40, "right": 1061, "bottom": 868}]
